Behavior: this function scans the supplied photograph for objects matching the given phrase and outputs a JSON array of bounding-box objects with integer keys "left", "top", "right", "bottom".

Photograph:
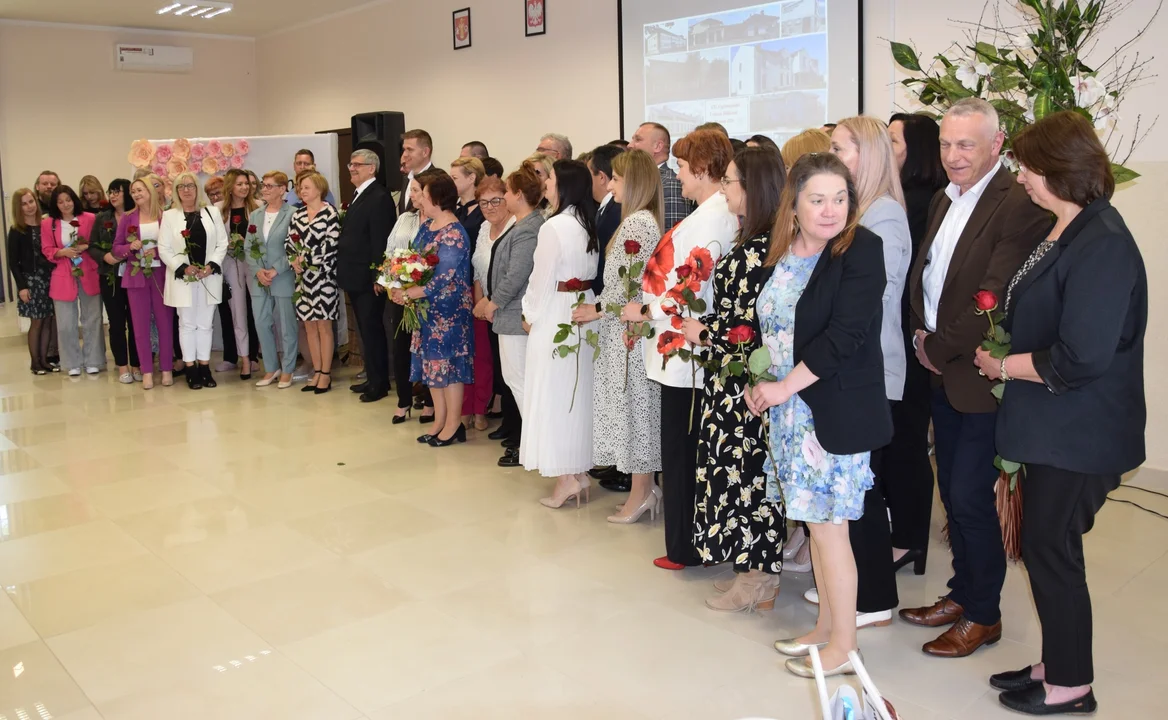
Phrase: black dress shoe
[
  {"left": 501, "top": 435, "right": 520, "bottom": 449},
  {"left": 360, "top": 389, "right": 388, "bottom": 403},
  {"left": 417, "top": 433, "right": 435, "bottom": 444},
  {"left": 498, "top": 449, "right": 520, "bottom": 467},
  {"left": 990, "top": 667, "right": 1042, "bottom": 692},
  {"left": 999, "top": 685, "right": 1097, "bottom": 716},
  {"left": 600, "top": 475, "right": 632, "bottom": 492},
  {"left": 419, "top": 410, "right": 435, "bottom": 424},
  {"left": 587, "top": 465, "right": 622, "bottom": 481},
  {"left": 486, "top": 410, "right": 504, "bottom": 420},
  {"left": 350, "top": 381, "right": 368, "bottom": 394},
  {"left": 893, "top": 548, "right": 928, "bottom": 576},
  {"left": 428, "top": 424, "right": 467, "bottom": 447},
  {"left": 200, "top": 365, "right": 217, "bottom": 388},
  {"left": 487, "top": 426, "right": 513, "bottom": 441}
]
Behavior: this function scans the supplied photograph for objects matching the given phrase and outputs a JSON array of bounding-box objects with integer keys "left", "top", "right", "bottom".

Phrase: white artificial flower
[
  {"left": 956, "top": 63, "right": 980, "bottom": 91},
  {"left": 1074, "top": 74, "right": 1106, "bottom": 109},
  {"left": 1023, "top": 95, "right": 1036, "bottom": 123},
  {"left": 975, "top": 62, "right": 991, "bottom": 76},
  {"left": 1002, "top": 151, "right": 1019, "bottom": 172}
]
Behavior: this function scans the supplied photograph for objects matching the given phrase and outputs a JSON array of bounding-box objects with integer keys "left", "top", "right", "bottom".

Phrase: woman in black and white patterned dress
[{"left": 289, "top": 172, "right": 340, "bottom": 393}]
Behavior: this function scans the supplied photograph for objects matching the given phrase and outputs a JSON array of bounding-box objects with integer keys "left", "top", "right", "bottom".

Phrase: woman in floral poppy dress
[{"left": 681, "top": 148, "right": 788, "bottom": 611}]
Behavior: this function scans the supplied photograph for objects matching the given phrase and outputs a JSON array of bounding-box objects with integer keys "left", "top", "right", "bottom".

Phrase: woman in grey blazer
[
  {"left": 247, "top": 171, "right": 299, "bottom": 388},
  {"left": 480, "top": 163, "right": 546, "bottom": 467}
]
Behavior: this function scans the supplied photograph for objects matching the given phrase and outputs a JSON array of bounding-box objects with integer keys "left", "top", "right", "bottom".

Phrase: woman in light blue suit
[{"left": 247, "top": 171, "right": 299, "bottom": 388}]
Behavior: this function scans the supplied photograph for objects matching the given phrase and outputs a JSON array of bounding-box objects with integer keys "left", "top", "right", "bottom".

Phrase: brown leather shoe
[
  {"left": 898, "top": 597, "right": 964, "bottom": 627},
  {"left": 922, "top": 617, "right": 1002, "bottom": 658}
]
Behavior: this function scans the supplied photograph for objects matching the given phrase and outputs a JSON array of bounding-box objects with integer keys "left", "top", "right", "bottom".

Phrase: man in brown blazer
[{"left": 898, "top": 99, "right": 1049, "bottom": 658}]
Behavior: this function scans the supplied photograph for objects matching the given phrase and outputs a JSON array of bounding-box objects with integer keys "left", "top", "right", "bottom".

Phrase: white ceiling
[{"left": 0, "top": 0, "right": 378, "bottom": 37}]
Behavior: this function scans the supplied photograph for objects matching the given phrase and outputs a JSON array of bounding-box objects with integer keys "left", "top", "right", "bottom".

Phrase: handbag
[{"left": 810, "top": 646, "right": 899, "bottom": 720}]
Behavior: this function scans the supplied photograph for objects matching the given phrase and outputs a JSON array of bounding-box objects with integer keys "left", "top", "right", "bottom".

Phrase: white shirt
[
  {"left": 385, "top": 211, "right": 420, "bottom": 255},
  {"left": 922, "top": 161, "right": 1001, "bottom": 331},
  {"left": 263, "top": 209, "right": 278, "bottom": 238},
  {"left": 352, "top": 177, "right": 376, "bottom": 202},
  {"left": 642, "top": 191, "right": 739, "bottom": 388},
  {"left": 473, "top": 216, "right": 517, "bottom": 288},
  {"left": 598, "top": 192, "right": 614, "bottom": 214},
  {"left": 139, "top": 221, "right": 162, "bottom": 267}
]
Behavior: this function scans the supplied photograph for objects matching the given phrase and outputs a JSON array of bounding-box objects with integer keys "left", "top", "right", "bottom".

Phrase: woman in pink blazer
[{"left": 40, "top": 185, "right": 105, "bottom": 376}]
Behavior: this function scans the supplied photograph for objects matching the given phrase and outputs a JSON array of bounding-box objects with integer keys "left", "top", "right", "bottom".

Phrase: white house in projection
[
  {"left": 732, "top": 44, "right": 822, "bottom": 96},
  {"left": 645, "top": 24, "right": 687, "bottom": 55}
]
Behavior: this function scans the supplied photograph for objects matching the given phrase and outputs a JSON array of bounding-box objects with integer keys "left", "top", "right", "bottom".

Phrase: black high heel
[
  {"left": 419, "top": 409, "right": 435, "bottom": 424},
  {"left": 893, "top": 548, "right": 927, "bottom": 576},
  {"left": 314, "top": 371, "right": 331, "bottom": 395},
  {"left": 201, "top": 364, "right": 218, "bottom": 388},
  {"left": 240, "top": 359, "right": 252, "bottom": 381},
  {"left": 416, "top": 433, "right": 435, "bottom": 444},
  {"left": 392, "top": 407, "right": 412, "bottom": 425},
  {"left": 428, "top": 424, "right": 467, "bottom": 447},
  {"left": 301, "top": 370, "right": 321, "bottom": 392}
]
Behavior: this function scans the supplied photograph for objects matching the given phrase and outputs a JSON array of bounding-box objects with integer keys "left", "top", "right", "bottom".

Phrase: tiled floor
[{"left": 0, "top": 303, "right": 1165, "bottom": 720}]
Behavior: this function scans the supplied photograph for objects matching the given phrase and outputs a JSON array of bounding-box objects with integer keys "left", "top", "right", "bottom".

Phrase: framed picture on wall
[
  {"left": 453, "top": 8, "right": 472, "bottom": 50},
  {"left": 525, "top": 0, "right": 546, "bottom": 37}
]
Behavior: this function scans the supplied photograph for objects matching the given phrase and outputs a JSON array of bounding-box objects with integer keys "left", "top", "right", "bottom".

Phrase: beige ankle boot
[{"left": 705, "top": 571, "right": 779, "bottom": 612}]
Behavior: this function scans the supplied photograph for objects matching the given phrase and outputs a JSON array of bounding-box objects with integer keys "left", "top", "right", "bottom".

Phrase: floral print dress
[
  {"left": 409, "top": 219, "right": 474, "bottom": 388},
  {"left": 693, "top": 233, "right": 787, "bottom": 572},
  {"left": 759, "top": 250, "right": 873, "bottom": 524}
]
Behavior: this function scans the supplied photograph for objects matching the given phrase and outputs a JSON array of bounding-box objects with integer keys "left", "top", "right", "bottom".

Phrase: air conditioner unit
[{"left": 115, "top": 44, "right": 193, "bottom": 73}]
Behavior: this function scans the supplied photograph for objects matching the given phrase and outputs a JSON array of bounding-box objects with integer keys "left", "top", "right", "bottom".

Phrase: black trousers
[
  {"left": 490, "top": 329, "right": 520, "bottom": 439},
  {"left": 218, "top": 285, "right": 260, "bottom": 362},
  {"left": 853, "top": 432, "right": 898, "bottom": 613},
  {"left": 661, "top": 385, "right": 700, "bottom": 566},
  {"left": 350, "top": 289, "right": 389, "bottom": 393},
  {"left": 387, "top": 302, "right": 412, "bottom": 408},
  {"left": 880, "top": 356, "right": 935, "bottom": 551},
  {"left": 1023, "top": 465, "right": 1117, "bottom": 687},
  {"left": 99, "top": 278, "right": 139, "bottom": 368},
  {"left": 932, "top": 387, "right": 1005, "bottom": 626}
]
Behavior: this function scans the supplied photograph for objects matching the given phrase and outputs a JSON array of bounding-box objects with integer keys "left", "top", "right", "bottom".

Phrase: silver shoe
[
  {"left": 773, "top": 638, "right": 828, "bottom": 657},
  {"left": 785, "top": 654, "right": 859, "bottom": 678}
]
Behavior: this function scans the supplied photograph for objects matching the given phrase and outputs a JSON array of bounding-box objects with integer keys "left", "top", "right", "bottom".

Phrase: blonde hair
[
  {"left": 78, "top": 175, "right": 106, "bottom": 207},
  {"left": 297, "top": 171, "right": 330, "bottom": 201},
  {"left": 835, "top": 116, "right": 905, "bottom": 217},
  {"left": 173, "top": 171, "right": 209, "bottom": 212},
  {"left": 526, "top": 152, "right": 554, "bottom": 180},
  {"left": 132, "top": 168, "right": 152, "bottom": 182},
  {"left": 450, "top": 157, "right": 486, "bottom": 185},
  {"left": 132, "top": 178, "right": 162, "bottom": 221},
  {"left": 263, "top": 170, "right": 289, "bottom": 188},
  {"left": 220, "top": 168, "right": 259, "bottom": 222},
  {"left": 780, "top": 129, "right": 832, "bottom": 170},
  {"left": 609, "top": 149, "right": 664, "bottom": 252},
  {"left": 10, "top": 188, "right": 41, "bottom": 232}
]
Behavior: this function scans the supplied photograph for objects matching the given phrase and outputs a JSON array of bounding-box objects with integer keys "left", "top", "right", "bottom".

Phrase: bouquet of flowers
[
  {"left": 376, "top": 247, "right": 439, "bottom": 334},
  {"left": 552, "top": 278, "right": 601, "bottom": 412}
]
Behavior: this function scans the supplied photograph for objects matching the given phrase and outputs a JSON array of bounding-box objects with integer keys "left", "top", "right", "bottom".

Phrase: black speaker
[{"left": 350, "top": 111, "right": 406, "bottom": 189}]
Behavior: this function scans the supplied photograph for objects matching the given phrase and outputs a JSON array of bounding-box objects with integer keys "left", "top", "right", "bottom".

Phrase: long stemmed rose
[
  {"left": 974, "top": 289, "right": 1023, "bottom": 561},
  {"left": 177, "top": 228, "right": 219, "bottom": 302},
  {"left": 719, "top": 324, "right": 779, "bottom": 472},
  {"left": 97, "top": 220, "right": 117, "bottom": 288},
  {"left": 66, "top": 219, "right": 86, "bottom": 278},
  {"left": 246, "top": 224, "right": 271, "bottom": 297},
  {"left": 286, "top": 231, "right": 318, "bottom": 305},
  {"left": 126, "top": 224, "right": 155, "bottom": 279},
  {"left": 553, "top": 278, "right": 600, "bottom": 412},
  {"left": 605, "top": 238, "right": 654, "bottom": 389},
  {"left": 338, "top": 202, "right": 349, "bottom": 226}
]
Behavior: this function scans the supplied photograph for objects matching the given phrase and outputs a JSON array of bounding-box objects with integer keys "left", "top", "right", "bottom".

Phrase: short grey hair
[
  {"left": 945, "top": 98, "right": 1000, "bottom": 135},
  {"left": 541, "top": 133, "right": 573, "bottom": 159},
  {"left": 351, "top": 148, "right": 380, "bottom": 173}
]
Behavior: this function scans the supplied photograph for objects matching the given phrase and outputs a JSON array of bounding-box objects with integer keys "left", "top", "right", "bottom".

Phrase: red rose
[
  {"left": 289, "top": 232, "right": 300, "bottom": 242},
  {"left": 341, "top": 202, "right": 350, "bottom": 210},
  {"left": 247, "top": 224, "right": 257, "bottom": 234},
  {"left": 181, "top": 229, "right": 191, "bottom": 239},
  {"left": 674, "top": 264, "right": 692, "bottom": 280},
  {"left": 100, "top": 200, "right": 110, "bottom": 208},
  {"left": 624, "top": 240, "right": 641, "bottom": 255},
  {"left": 69, "top": 219, "right": 80, "bottom": 228},
  {"left": 973, "top": 290, "right": 998, "bottom": 312},
  {"left": 425, "top": 254, "right": 440, "bottom": 267},
  {"left": 726, "top": 325, "right": 755, "bottom": 345},
  {"left": 127, "top": 225, "right": 139, "bottom": 235},
  {"left": 657, "top": 330, "right": 686, "bottom": 355},
  {"left": 564, "top": 278, "right": 584, "bottom": 291},
  {"left": 104, "top": 222, "right": 114, "bottom": 230},
  {"left": 410, "top": 269, "right": 423, "bottom": 281}
]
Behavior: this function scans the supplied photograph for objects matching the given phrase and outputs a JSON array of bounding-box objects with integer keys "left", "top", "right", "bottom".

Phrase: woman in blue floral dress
[
  {"left": 748, "top": 153, "right": 891, "bottom": 680},
  {"left": 392, "top": 170, "right": 474, "bottom": 447}
]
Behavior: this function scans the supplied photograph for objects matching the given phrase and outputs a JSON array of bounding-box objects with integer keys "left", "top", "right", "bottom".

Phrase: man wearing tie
[
  {"left": 338, "top": 149, "right": 397, "bottom": 402},
  {"left": 628, "top": 122, "right": 693, "bottom": 231},
  {"left": 399, "top": 129, "right": 435, "bottom": 215}
]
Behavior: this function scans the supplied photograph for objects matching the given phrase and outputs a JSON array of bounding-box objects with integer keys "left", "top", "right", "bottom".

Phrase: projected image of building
[
  {"left": 731, "top": 44, "right": 824, "bottom": 96},
  {"left": 750, "top": 90, "right": 827, "bottom": 131},
  {"left": 647, "top": 102, "right": 706, "bottom": 138},
  {"left": 645, "top": 23, "right": 687, "bottom": 56},
  {"left": 644, "top": 49, "right": 731, "bottom": 105},
  {"left": 687, "top": 4, "right": 783, "bottom": 51},
  {"left": 781, "top": 0, "right": 827, "bottom": 37}
]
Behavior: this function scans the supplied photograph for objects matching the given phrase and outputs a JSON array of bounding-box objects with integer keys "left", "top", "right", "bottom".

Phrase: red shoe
[{"left": 653, "top": 556, "right": 687, "bottom": 570}]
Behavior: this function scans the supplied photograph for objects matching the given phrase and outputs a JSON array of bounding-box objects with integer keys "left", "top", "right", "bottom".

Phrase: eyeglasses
[
  {"left": 347, "top": 162, "right": 372, "bottom": 169},
  {"left": 719, "top": 177, "right": 742, "bottom": 187},
  {"left": 176, "top": 183, "right": 197, "bottom": 191},
  {"left": 478, "top": 197, "right": 506, "bottom": 208},
  {"left": 261, "top": 183, "right": 282, "bottom": 191}
]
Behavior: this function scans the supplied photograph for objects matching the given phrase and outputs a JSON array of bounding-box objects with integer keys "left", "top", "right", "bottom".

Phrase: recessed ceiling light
[
  {"left": 173, "top": 5, "right": 200, "bottom": 15},
  {"left": 157, "top": 3, "right": 182, "bottom": 13},
  {"left": 189, "top": 6, "right": 211, "bottom": 16},
  {"left": 203, "top": 5, "right": 232, "bottom": 18},
  {"left": 156, "top": 2, "right": 232, "bottom": 19}
]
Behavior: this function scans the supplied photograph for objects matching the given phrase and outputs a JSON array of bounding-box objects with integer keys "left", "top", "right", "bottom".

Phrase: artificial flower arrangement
[{"left": 128, "top": 137, "right": 252, "bottom": 179}]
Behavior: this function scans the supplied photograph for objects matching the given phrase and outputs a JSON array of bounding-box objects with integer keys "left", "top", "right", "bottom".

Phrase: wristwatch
[{"left": 999, "top": 357, "right": 1011, "bottom": 382}]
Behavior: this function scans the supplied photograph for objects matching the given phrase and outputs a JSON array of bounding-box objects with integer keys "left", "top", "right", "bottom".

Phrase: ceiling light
[
  {"left": 189, "top": 6, "right": 211, "bottom": 16},
  {"left": 203, "top": 6, "right": 232, "bottom": 19},
  {"left": 156, "top": 2, "right": 232, "bottom": 20},
  {"left": 157, "top": 3, "right": 182, "bottom": 13},
  {"left": 173, "top": 5, "right": 200, "bottom": 15}
]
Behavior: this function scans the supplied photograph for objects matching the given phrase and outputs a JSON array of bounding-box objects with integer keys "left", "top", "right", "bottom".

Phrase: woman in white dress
[
  {"left": 569, "top": 149, "right": 664, "bottom": 523},
  {"left": 520, "top": 160, "right": 600, "bottom": 508}
]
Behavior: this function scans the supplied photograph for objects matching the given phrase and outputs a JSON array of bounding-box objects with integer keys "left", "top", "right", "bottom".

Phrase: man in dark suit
[
  {"left": 628, "top": 122, "right": 693, "bottom": 230},
  {"left": 338, "top": 148, "right": 397, "bottom": 403},
  {"left": 900, "top": 99, "right": 1048, "bottom": 657},
  {"left": 399, "top": 129, "right": 434, "bottom": 215}
]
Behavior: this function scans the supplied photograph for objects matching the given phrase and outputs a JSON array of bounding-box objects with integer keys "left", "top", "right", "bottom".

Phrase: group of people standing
[{"left": 6, "top": 103, "right": 1146, "bottom": 714}]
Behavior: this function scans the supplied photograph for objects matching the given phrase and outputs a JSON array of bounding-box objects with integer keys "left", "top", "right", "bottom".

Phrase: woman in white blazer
[{"left": 159, "top": 171, "right": 229, "bottom": 390}]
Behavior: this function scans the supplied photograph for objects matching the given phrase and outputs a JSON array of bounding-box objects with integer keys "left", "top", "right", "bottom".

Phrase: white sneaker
[
  {"left": 856, "top": 610, "right": 893, "bottom": 629},
  {"left": 68, "top": 368, "right": 82, "bottom": 377},
  {"left": 785, "top": 559, "right": 812, "bottom": 573},
  {"left": 85, "top": 367, "right": 100, "bottom": 375},
  {"left": 804, "top": 587, "right": 819, "bottom": 605}
]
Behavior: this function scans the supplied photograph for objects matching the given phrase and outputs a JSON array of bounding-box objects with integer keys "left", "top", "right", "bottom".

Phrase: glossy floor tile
[{"left": 0, "top": 304, "right": 1164, "bottom": 719}]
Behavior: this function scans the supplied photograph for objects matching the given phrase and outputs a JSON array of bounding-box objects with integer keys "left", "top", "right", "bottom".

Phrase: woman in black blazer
[
  {"left": 974, "top": 112, "right": 1145, "bottom": 718},
  {"left": 749, "top": 153, "right": 891, "bottom": 679}
]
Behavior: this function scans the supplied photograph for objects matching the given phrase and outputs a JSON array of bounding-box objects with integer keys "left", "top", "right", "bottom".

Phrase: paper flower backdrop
[{"left": 128, "top": 137, "right": 250, "bottom": 178}]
